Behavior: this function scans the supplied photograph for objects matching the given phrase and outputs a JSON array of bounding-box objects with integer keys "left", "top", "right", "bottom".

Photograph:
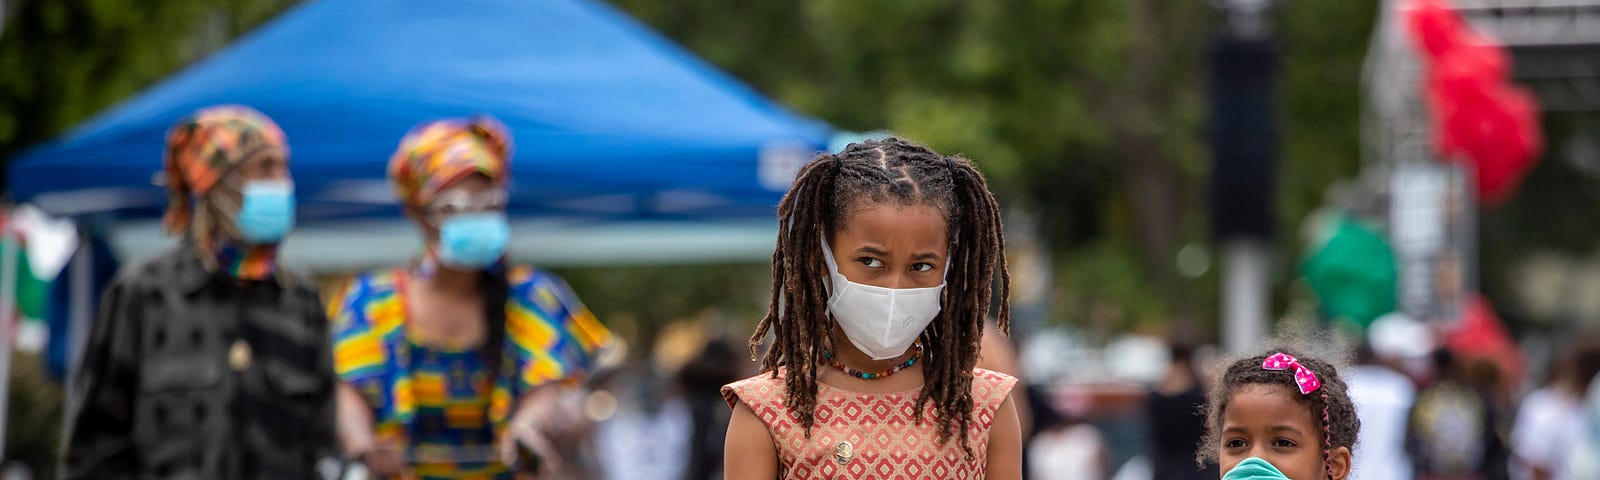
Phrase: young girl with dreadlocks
[
  {"left": 721, "top": 138, "right": 1022, "bottom": 479},
  {"left": 1201, "top": 349, "right": 1361, "bottom": 480}
]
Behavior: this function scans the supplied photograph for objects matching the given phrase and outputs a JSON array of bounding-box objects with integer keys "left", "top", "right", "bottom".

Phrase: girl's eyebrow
[
  {"left": 911, "top": 252, "right": 942, "bottom": 261},
  {"left": 1221, "top": 424, "right": 1305, "bottom": 435},
  {"left": 1268, "top": 425, "right": 1305, "bottom": 435},
  {"left": 855, "top": 246, "right": 890, "bottom": 256}
]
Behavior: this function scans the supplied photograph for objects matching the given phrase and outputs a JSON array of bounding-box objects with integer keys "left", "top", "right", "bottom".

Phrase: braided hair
[
  {"left": 1199, "top": 349, "right": 1361, "bottom": 479},
  {"left": 748, "top": 137, "right": 1010, "bottom": 457}
]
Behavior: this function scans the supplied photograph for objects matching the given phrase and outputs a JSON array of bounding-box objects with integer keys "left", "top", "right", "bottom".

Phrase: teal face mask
[
  {"left": 1222, "top": 457, "right": 1292, "bottom": 480},
  {"left": 437, "top": 212, "right": 510, "bottom": 269},
  {"left": 234, "top": 180, "right": 296, "bottom": 244}
]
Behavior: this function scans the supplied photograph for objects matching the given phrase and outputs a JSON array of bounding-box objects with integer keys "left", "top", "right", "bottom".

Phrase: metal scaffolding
[{"left": 1456, "top": 0, "right": 1600, "bottom": 111}]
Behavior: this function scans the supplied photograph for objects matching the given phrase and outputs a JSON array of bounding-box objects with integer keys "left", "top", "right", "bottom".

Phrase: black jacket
[{"left": 61, "top": 245, "right": 336, "bottom": 479}]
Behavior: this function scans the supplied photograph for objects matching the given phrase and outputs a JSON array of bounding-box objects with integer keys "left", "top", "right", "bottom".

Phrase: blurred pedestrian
[
  {"left": 677, "top": 338, "right": 745, "bottom": 480},
  {"left": 980, "top": 321, "right": 1033, "bottom": 438},
  {"left": 596, "top": 367, "right": 691, "bottom": 480},
  {"left": 722, "top": 138, "right": 1022, "bottom": 479},
  {"left": 980, "top": 320, "right": 1063, "bottom": 480},
  {"left": 1146, "top": 341, "right": 1217, "bottom": 480},
  {"left": 1408, "top": 348, "right": 1509, "bottom": 480},
  {"left": 329, "top": 117, "right": 613, "bottom": 479},
  {"left": 1347, "top": 342, "right": 1416, "bottom": 480},
  {"left": 61, "top": 105, "right": 337, "bottom": 479},
  {"left": 1564, "top": 370, "right": 1600, "bottom": 477},
  {"left": 1027, "top": 417, "right": 1108, "bottom": 480},
  {"left": 1509, "top": 338, "right": 1600, "bottom": 480}
]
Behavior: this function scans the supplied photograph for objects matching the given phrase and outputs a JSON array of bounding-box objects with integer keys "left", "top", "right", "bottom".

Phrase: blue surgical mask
[
  {"left": 1222, "top": 457, "right": 1292, "bottom": 480},
  {"left": 235, "top": 180, "right": 295, "bottom": 244},
  {"left": 438, "top": 212, "right": 510, "bottom": 269}
]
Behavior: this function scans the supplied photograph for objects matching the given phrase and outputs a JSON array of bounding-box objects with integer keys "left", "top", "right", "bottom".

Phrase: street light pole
[{"left": 1211, "top": 0, "right": 1280, "bottom": 353}]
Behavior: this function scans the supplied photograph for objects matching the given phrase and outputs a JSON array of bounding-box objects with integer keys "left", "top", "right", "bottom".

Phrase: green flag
[
  {"left": 0, "top": 238, "right": 51, "bottom": 322},
  {"left": 1300, "top": 214, "right": 1398, "bottom": 329}
]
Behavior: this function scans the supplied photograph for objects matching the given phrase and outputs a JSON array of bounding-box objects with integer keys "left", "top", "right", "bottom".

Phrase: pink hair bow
[{"left": 1262, "top": 352, "right": 1322, "bottom": 395}]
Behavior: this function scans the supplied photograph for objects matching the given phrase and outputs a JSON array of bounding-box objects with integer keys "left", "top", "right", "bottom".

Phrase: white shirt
[
  {"left": 1347, "top": 364, "right": 1417, "bottom": 480},
  {"left": 1510, "top": 387, "right": 1584, "bottom": 480},
  {"left": 1029, "top": 424, "right": 1106, "bottom": 480}
]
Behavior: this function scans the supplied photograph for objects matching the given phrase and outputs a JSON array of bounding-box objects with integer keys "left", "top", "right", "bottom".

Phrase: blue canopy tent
[{"left": 8, "top": 0, "right": 829, "bottom": 243}]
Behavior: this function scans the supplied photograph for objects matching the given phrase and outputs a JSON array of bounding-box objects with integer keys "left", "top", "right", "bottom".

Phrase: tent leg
[
  {"left": 67, "top": 237, "right": 90, "bottom": 390},
  {"left": 58, "top": 233, "right": 91, "bottom": 463}
]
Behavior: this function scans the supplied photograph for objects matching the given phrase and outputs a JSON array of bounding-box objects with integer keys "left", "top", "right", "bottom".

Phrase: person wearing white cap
[{"left": 1346, "top": 314, "right": 1423, "bottom": 480}]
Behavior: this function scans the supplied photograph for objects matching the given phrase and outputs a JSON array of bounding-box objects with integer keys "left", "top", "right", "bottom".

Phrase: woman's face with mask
[
  {"left": 206, "top": 150, "right": 294, "bottom": 245},
  {"left": 209, "top": 150, "right": 289, "bottom": 208},
  {"left": 415, "top": 174, "right": 510, "bottom": 269}
]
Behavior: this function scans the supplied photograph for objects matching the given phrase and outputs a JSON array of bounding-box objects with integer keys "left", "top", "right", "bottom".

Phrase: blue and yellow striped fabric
[
  {"left": 406, "top": 342, "right": 501, "bottom": 479},
  {"left": 330, "top": 266, "right": 610, "bottom": 479}
]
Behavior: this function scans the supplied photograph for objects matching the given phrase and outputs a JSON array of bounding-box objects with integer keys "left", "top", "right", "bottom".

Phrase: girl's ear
[{"left": 1329, "top": 445, "right": 1352, "bottom": 480}]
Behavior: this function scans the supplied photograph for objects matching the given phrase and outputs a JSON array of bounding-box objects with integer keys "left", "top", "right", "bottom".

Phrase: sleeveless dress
[{"left": 722, "top": 368, "right": 1018, "bottom": 479}]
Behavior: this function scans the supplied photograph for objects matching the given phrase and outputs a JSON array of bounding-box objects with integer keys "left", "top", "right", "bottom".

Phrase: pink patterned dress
[{"left": 722, "top": 368, "right": 1018, "bottom": 479}]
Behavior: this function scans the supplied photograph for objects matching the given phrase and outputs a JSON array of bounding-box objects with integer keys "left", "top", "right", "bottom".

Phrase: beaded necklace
[{"left": 822, "top": 343, "right": 923, "bottom": 380}]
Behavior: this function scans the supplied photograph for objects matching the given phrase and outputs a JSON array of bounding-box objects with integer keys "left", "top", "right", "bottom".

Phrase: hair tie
[
  {"left": 832, "top": 154, "right": 842, "bottom": 169},
  {"left": 1262, "top": 352, "right": 1322, "bottom": 395},
  {"left": 944, "top": 156, "right": 954, "bottom": 171}
]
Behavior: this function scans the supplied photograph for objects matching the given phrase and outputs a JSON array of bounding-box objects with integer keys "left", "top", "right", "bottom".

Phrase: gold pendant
[
  {"left": 833, "top": 440, "right": 855, "bottom": 465},
  {"left": 229, "top": 339, "right": 252, "bottom": 372}
]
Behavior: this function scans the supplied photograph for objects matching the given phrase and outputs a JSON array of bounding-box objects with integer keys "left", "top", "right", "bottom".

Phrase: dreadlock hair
[
  {"left": 748, "top": 137, "right": 1010, "bottom": 458},
  {"left": 480, "top": 266, "right": 511, "bottom": 395},
  {"left": 189, "top": 175, "right": 247, "bottom": 269},
  {"left": 1198, "top": 349, "right": 1361, "bottom": 479}
]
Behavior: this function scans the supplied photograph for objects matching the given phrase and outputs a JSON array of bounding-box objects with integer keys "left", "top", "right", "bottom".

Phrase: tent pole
[
  {"left": 59, "top": 232, "right": 90, "bottom": 458},
  {"left": 67, "top": 235, "right": 91, "bottom": 390},
  {"left": 0, "top": 220, "right": 17, "bottom": 460}
]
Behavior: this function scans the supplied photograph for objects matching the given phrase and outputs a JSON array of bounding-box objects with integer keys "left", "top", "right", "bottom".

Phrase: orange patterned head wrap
[
  {"left": 387, "top": 116, "right": 512, "bottom": 208},
  {"left": 162, "top": 105, "right": 289, "bottom": 234}
]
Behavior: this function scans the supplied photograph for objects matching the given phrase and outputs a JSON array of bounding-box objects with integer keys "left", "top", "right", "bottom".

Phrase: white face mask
[{"left": 821, "top": 238, "right": 948, "bottom": 360}]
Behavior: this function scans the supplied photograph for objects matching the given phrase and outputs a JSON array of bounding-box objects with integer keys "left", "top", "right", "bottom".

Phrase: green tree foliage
[
  {"left": 1276, "top": 1, "right": 1379, "bottom": 237},
  {"left": 557, "top": 263, "right": 771, "bottom": 355},
  {"left": 610, "top": 0, "right": 1213, "bottom": 332},
  {"left": 0, "top": 0, "right": 295, "bottom": 175},
  {"left": 611, "top": 0, "right": 1380, "bottom": 335}
]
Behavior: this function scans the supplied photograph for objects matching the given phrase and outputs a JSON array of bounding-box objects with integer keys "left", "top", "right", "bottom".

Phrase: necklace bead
[{"left": 822, "top": 344, "right": 922, "bottom": 380}]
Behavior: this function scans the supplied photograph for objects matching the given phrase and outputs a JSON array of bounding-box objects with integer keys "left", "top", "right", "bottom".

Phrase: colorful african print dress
[
  {"left": 331, "top": 266, "right": 611, "bottom": 480},
  {"left": 722, "top": 368, "right": 1017, "bottom": 479}
]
